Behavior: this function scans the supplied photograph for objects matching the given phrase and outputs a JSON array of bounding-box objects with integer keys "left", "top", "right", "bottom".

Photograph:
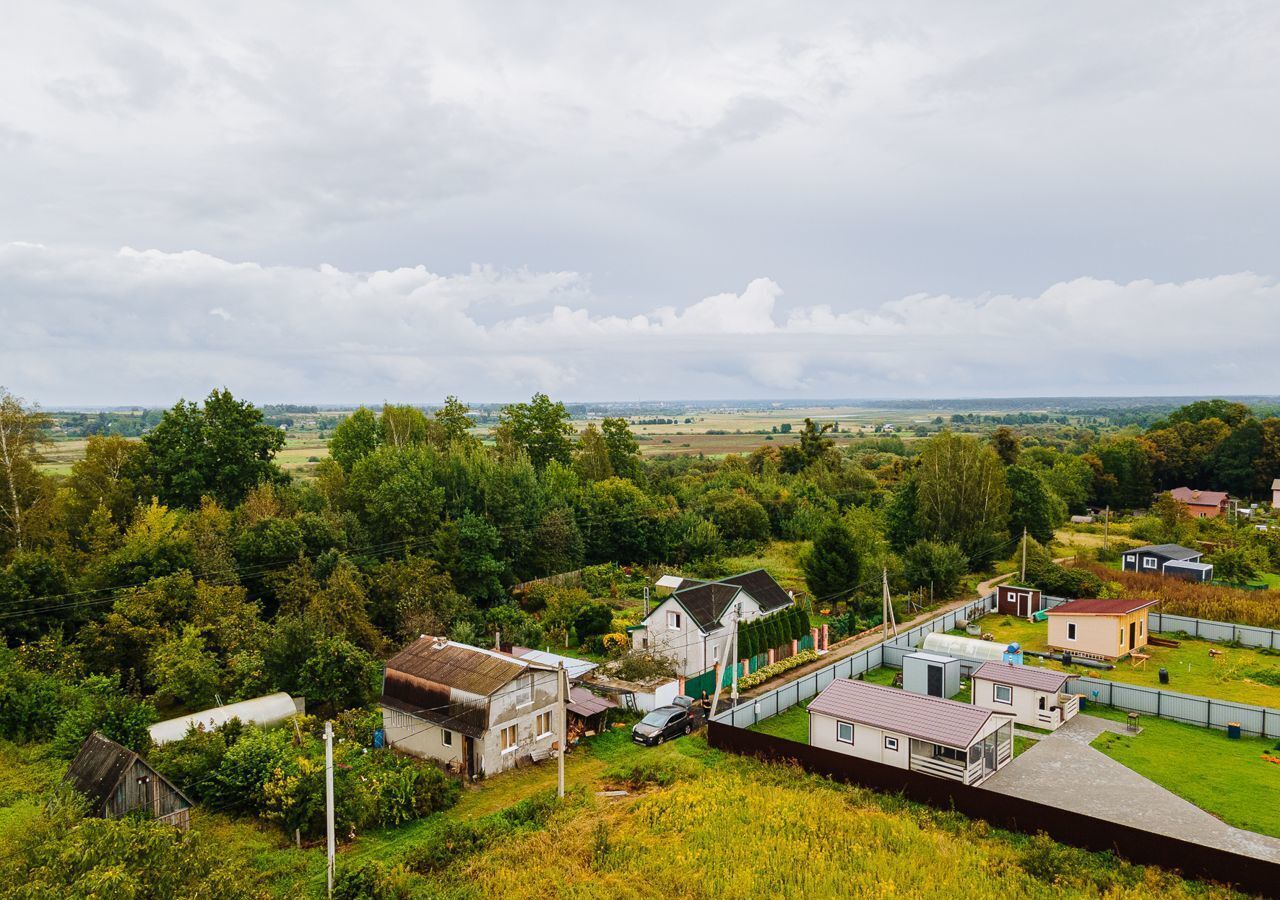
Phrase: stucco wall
[{"left": 808, "top": 711, "right": 909, "bottom": 769}]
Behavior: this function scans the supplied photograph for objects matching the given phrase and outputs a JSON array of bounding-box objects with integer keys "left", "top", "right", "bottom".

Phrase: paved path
[{"left": 982, "top": 714, "right": 1280, "bottom": 863}]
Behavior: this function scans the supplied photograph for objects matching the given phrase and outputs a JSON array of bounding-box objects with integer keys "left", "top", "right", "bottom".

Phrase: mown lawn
[
  {"left": 1089, "top": 707, "right": 1280, "bottom": 839},
  {"left": 974, "top": 614, "right": 1280, "bottom": 709}
]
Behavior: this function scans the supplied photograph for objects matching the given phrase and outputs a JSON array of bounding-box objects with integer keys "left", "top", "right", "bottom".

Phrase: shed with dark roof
[
  {"left": 807, "top": 679, "right": 1014, "bottom": 785},
  {"left": 64, "top": 732, "right": 192, "bottom": 829},
  {"left": 1122, "top": 544, "right": 1213, "bottom": 582}
]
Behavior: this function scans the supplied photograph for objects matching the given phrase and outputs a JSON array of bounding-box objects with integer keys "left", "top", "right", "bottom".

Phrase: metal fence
[
  {"left": 712, "top": 642, "right": 885, "bottom": 728},
  {"left": 1068, "top": 676, "right": 1280, "bottom": 738}
]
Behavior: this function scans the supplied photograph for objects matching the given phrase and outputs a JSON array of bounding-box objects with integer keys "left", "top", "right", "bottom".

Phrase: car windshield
[{"left": 639, "top": 712, "right": 669, "bottom": 727}]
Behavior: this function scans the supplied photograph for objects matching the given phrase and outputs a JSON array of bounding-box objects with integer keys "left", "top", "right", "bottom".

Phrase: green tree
[
  {"left": 803, "top": 520, "right": 862, "bottom": 605},
  {"left": 495, "top": 393, "right": 573, "bottom": 469},
  {"left": 573, "top": 424, "right": 613, "bottom": 482},
  {"left": 600, "top": 417, "right": 640, "bottom": 479},
  {"left": 329, "top": 407, "right": 380, "bottom": 470},
  {"left": 0, "top": 388, "right": 54, "bottom": 554},
  {"left": 149, "top": 626, "right": 222, "bottom": 710},
  {"left": 345, "top": 446, "right": 444, "bottom": 547},
  {"left": 433, "top": 513, "right": 506, "bottom": 604},
  {"left": 1006, "top": 465, "right": 1064, "bottom": 545},
  {"left": 902, "top": 540, "right": 968, "bottom": 599},
  {"left": 434, "top": 395, "right": 476, "bottom": 446},
  {"left": 914, "top": 431, "right": 1010, "bottom": 565},
  {"left": 379, "top": 404, "right": 435, "bottom": 449},
  {"left": 0, "top": 550, "right": 73, "bottom": 642},
  {"left": 143, "top": 389, "right": 285, "bottom": 508},
  {"left": 63, "top": 434, "right": 150, "bottom": 536},
  {"left": 990, "top": 426, "right": 1020, "bottom": 466},
  {"left": 52, "top": 674, "right": 156, "bottom": 758},
  {"left": 797, "top": 418, "right": 834, "bottom": 468}
]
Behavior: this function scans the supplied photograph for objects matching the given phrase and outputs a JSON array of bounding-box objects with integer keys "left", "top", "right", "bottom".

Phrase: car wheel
[
  {"left": 657, "top": 734, "right": 665, "bottom": 744},
  {"left": 683, "top": 724, "right": 692, "bottom": 735}
]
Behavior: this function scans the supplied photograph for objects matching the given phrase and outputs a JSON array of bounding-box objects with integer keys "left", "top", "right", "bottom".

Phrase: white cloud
[{"left": 2, "top": 242, "right": 1279, "bottom": 404}]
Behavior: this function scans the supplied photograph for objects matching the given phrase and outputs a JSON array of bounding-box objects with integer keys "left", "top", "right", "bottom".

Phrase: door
[
  {"left": 1129, "top": 621, "right": 1136, "bottom": 649},
  {"left": 926, "top": 665, "right": 942, "bottom": 698}
]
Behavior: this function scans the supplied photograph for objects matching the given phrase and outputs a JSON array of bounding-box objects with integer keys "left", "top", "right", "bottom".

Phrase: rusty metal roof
[
  {"left": 971, "top": 662, "right": 1070, "bottom": 693},
  {"left": 384, "top": 638, "right": 543, "bottom": 696},
  {"left": 1045, "top": 598, "right": 1160, "bottom": 616},
  {"left": 567, "top": 686, "right": 619, "bottom": 718},
  {"left": 808, "top": 679, "right": 1005, "bottom": 749}
]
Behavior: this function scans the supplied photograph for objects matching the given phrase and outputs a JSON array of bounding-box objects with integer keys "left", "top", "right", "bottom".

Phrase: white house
[
  {"left": 627, "top": 569, "right": 795, "bottom": 687},
  {"left": 970, "top": 662, "right": 1079, "bottom": 731},
  {"left": 807, "top": 679, "right": 1014, "bottom": 785},
  {"left": 380, "top": 637, "right": 564, "bottom": 778}
]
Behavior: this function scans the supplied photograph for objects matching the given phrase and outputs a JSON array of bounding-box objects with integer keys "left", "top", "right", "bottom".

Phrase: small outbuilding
[
  {"left": 64, "top": 732, "right": 193, "bottom": 830},
  {"left": 1045, "top": 597, "right": 1161, "bottom": 660},
  {"left": 901, "top": 651, "right": 961, "bottom": 699},
  {"left": 970, "top": 662, "right": 1079, "bottom": 731},
  {"left": 995, "top": 583, "right": 1044, "bottom": 618},
  {"left": 808, "top": 679, "right": 1014, "bottom": 785},
  {"left": 148, "top": 692, "right": 304, "bottom": 746},
  {"left": 1122, "top": 544, "right": 1213, "bottom": 582},
  {"left": 921, "top": 632, "right": 1024, "bottom": 672}
]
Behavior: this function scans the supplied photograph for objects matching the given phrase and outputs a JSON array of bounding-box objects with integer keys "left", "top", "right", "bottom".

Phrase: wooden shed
[
  {"left": 64, "top": 732, "right": 193, "bottom": 830},
  {"left": 995, "top": 583, "right": 1043, "bottom": 618}
]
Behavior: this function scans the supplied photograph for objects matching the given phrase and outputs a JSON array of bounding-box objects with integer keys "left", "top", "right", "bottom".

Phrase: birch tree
[{"left": 0, "top": 388, "right": 52, "bottom": 554}]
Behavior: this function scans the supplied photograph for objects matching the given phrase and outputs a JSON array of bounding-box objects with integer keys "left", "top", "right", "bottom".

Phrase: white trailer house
[
  {"left": 808, "top": 679, "right": 1014, "bottom": 785},
  {"left": 970, "top": 662, "right": 1079, "bottom": 731}
]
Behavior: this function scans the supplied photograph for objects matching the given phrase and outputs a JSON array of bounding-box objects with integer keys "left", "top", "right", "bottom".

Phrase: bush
[
  {"left": 603, "top": 757, "right": 698, "bottom": 789},
  {"left": 738, "top": 649, "right": 819, "bottom": 690},
  {"left": 610, "top": 651, "right": 677, "bottom": 682},
  {"left": 0, "top": 649, "right": 77, "bottom": 743},
  {"left": 51, "top": 674, "right": 156, "bottom": 758}
]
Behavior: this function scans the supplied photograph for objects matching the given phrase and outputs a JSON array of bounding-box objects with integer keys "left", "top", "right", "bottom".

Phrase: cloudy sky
[{"left": 3, "top": 2, "right": 1280, "bottom": 405}]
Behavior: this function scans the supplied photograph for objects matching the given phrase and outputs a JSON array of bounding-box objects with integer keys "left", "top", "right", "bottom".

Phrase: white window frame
[
  {"left": 1142, "top": 557, "right": 1157, "bottom": 570},
  {"left": 535, "top": 711, "right": 553, "bottom": 738},
  {"left": 442, "top": 729, "right": 453, "bottom": 747},
  {"left": 667, "top": 610, "right": 682, "bottom": 629},
  {"left": 517, "top": 673, "right": 535, "bottom": 708},
  {"left": 993, "top": 683, "right": 1013, "bottom": 705},
  {"left": 500, "top": 724, "right": 518, "bottom": 753},
  {"left": 1067, "top": 622, "right": 1077, "bottom": 641},
  {"left": 1125, "top": 554, "right": 1136, "bottom": 567},
  {"left": 836, "top": 721, "right": 854, "bottom": 744},
  {"left": 883, "top": 736, "right": 898, "bottom": 751}
]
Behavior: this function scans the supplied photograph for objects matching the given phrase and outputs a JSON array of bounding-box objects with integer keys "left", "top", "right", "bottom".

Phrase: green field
[
  {"left": 1089, "top": 707, "right": 1280, "bottom": 839},
  {"left": 974, "top": 614, "right": 1280, "bottom": 709}
]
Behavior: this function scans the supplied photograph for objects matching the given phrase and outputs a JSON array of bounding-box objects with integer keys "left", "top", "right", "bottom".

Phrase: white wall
[
  {"left": 381, "top": 705, "right": 465, "bottom": 769},
  {"left": 972, "top": 678, "right": 1051, "bottom": 729},
  {"left": 808, "top": 711, "right": 909, "bottom": 769}
]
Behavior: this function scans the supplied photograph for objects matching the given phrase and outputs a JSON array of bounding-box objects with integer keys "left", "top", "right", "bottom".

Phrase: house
[
  {"left": 970, "top": 662, "right": 1079, "bottom": 731},
  {"left": 64, "top": 732, "right": 193, "bottom": 830},
  {"left": 808, "top": 679, "right": 1014, "bottom": 785},
  {"left": 149, "top": 692, "right": 304, "bottom": 746},
  {"left": 1122, "top": 544, "right": 1213, "bottom": 582},
  {"left": 628, "top": 569, "right": 797, "bottom": 695},
  {"left": 1272, "top": 478, "right": 1280, "bottom": 510},
  {"left": 380, "top": 637, "right": 565, "bottom": 778},
  {"left": 1045, "top": 597, "right": 1161, "bottom": 660},
  {"left": 995, "top": 583, "right": 1044, "bottom": 618},
  {"left": 1168, "top": 487, "right": 1229, "bottom": 518}
]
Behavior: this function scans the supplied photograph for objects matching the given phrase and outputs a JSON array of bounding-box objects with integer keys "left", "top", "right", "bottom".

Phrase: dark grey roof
[
  {"left": 64, "top": 732, "right": 190, "bottom": 811},
  {"left": 1132, "top": 544, "right": 1201, "bottom": 561},
  {"left": 671, "top": 582, "right": 742, "bottom": 630},
  {"left": 808, "top": 679, "right": 1006, "bottom": 749},
  {"left": 719, "top": 569, "right": 792, "bottom": 612},
  {"left": 971, "top": 662, "right": 1070, "bottom": 693}
]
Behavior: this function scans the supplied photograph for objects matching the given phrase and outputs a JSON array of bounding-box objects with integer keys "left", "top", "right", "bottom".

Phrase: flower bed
[{"left": 738, "top": 649, "right": 819, "bottom": 691}]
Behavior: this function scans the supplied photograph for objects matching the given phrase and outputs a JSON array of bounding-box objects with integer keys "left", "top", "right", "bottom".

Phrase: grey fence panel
[
  {"left": 1139, "top": 611, "right": 1280, "bottom": 649},
  {"left": 1067, "top": 675, "right": 1280, "bottom": 738}
]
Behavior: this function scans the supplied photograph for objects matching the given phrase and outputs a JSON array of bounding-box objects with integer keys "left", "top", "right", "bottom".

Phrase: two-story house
[
  {"left": 380, "top": 637, "right": 564, "bottom": 778},
  {"left": 628, "top": 569, "right": 796, "bottom": 696}
]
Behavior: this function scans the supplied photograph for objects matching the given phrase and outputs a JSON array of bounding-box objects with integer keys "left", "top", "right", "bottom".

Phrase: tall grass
[{"left": 1082, "top": 563, "right": 1280, "bottom": 628}]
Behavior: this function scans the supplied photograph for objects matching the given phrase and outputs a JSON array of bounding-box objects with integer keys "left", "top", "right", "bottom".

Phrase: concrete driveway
[{"left": 981, "top": 714, "right": 1280, "bottom": 863}]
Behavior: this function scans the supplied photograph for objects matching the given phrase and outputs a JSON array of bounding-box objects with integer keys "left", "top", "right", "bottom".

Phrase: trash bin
[
  {"left": 1061, "top": 651, "right": 1073, "bottom": 667},
  {"left": 1227, "top": 722, "right": 1241, "bottom": 740},
  {"left": 1158, "top": 667, "right": 1169, "bottom": 685}
]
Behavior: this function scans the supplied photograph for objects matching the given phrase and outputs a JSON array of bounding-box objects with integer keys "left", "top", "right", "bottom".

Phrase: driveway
[{"left": 982, "top": 714, "right": 1280, "bottom": 863}]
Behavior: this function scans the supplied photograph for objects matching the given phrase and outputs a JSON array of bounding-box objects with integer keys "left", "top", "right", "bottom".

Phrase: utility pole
[
  {"left": 324, "top": 720, "right": 335, "bottom": 898},
  {"left": 881, "top": 568, "right": 898, "bottom": 639},
  {"left": 1104, "top": 506, "right": 1110, "bottom": 551},
  {"left": 1020, "top": 527, "right": 1027, "bottom": 583},
  {"left": 643, "top": 585, "right": 649, "bottom": 617},
  {"left": 730, "top": 601, "right": 742, "bottom": 706},
  {"left": 556, "top": 661, "right": 566, "bottom": 799}
]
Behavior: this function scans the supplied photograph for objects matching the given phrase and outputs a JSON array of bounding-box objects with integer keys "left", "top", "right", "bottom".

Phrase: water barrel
[
  {"left": 1158, "top": 668, "right": 1169, "bottom": 685},
  {"left": 1061, "top": 651, "right": 1072, "bottom": 667},
  {"left": 1227, "top": 722, "right": 1241, "bottom": 740}
]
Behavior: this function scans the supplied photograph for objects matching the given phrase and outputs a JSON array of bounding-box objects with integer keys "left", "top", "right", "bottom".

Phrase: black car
[{"left": 632, "top": 704, "right": 696, "bottom": 746}]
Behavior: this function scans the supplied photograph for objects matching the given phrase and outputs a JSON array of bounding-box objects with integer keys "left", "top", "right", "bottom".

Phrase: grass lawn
[
  {"left": 1013, "top": 735, "right": 1037, "bottom": 757},
  {"left": 718, "top": 540, "right": 810, "bottom": 596},
  {"left": 1088, "top": 707, "right": 1280, "bottom": 839},
  {"left": 974, "top": 613, "right": 1280, "bottom": 709}
]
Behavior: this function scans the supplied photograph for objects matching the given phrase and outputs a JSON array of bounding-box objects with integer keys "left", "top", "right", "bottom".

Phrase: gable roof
[
  {"left": 671, "top": 582, "right": 742, "bottom": 631},
  {"left": 384, "top": 638, "right": 551, "bottom": 697},
  {"left": 1131, "top": 543, "right": 1201, "bottom": 561},
  {"left": 1045, "top": 597, "right": 1161, "bottom": 616},
  {"left": 971, "top": 662, "right": 1070, "bottom": 693},
  {"left": 64, "top": 732, "right": 191, "bottom": 810},
  {"left": 1169, "top": 487, "right": 1228, "bottom": 507},
  {"left": 808, "top": 679, "right": 1006, "bottom": 749},
  {"left": 510, "top": 647, "right": 597, "bottom": 680},
  {"left": 718, "top": 569, "right": 793, "bottom": 612}
]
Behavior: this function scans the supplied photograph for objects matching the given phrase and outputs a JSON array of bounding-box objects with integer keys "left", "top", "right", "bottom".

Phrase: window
[
  {"left": 993, "top": 684, "right": 1012, "bottom": 705},
  {"left": 1125, "top": 554, "right": 1136, "bottom": 566},
  {"left": 500, "top": 724, "right": 518, "bottom": 752},
  {"left": 518, "top": 673, "right": 535, "bottom": 707},
  {"left": 1143, "top": 557, "right": 1157, "bottom": 569},
  {"left": 836, "top": 721, "right": 854, "bottom": 744},
  {"left": 535, "top": 711, "right": 553, "bottom": 738},
  {"left": 968, "top": 744, "right": 981, "bottom": 764},
  {"left": 441, "top": 729, "right": 453, "bottom": 747},
  {"left": 1067, "top": 622, "right": 1077, "bottom": 641},
  {"left": 1139, "top": 621, "right": 1143, "bottom": 636},
  {"left": 1120, "top": 628, "right": 1125, "bottom": 647},
  {"left": 934, "top": 745, "right": 965, "bottom": 763},
  {"left": 883, "top": 736, "right": 898, "bottom": 751},
  {"left": 667, "top": 611, "right": 682, "bottom": 629}
]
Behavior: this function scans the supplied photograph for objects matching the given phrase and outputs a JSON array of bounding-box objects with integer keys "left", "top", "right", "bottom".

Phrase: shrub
[
  {"left": 738, "top": 649, "right": 819, "bottom": 690},
  {"left": 51, "top": 674, "right": 156, "bottom": 758},
  {"left": 603, "top": 757, "right": 698, "bottom": 789}
]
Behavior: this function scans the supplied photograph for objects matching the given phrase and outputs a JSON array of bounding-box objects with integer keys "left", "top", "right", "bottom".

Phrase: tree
[
  {"left": 702, "top": 490, "right": 770, "bottom": 550},
  {"left": 0, "top": 388, "right": 53, "bottom": 554},
  {"left": 379, "top": 404, "right": 435, "bottom": 449},
  {"left": 914, "top": 431, "right": 1010, "bottom": 566},
  {"left": 143, "top": 389, "right": 285, "bottom": 508},
  {"left": 329, "top": 407, "right": 380, "bottom": 471},
  {"left": 52, "top": 674, "right": 157, "bottom": 758},
  {"left": 345, "top": 446, "right": 444, "bottom": 547},
  {"left": 434, "top": 395, "right": 476, "bottom": 446},
  {"left": 600, "top": 417, "right": 640, "bottom": 480},
  {"left": 433, "top": 513, "right": 506, "bottom": 604},
  {"left": 990, "top": 427, "right": 1020, "bottom": 466},
  {"left": 1208, "top": 544, "right": 1261, "bottom": 584},
  {"left": 803, "top": 520, "right": 862, "bottom": 605},
  {"left": 1165, "top": 399, "right": 1252, "bottom": 428},
  {"left": 902, "top": 540, "right": 968, "bottom": 599},
  {"left": 797, "top": 418, "right": 834, "bottom": 467},
  {"left": 63, "top": 435, "right": 150, "bottom": 536},
  {"left": 149, "top": 626, "right": 222, "bottom": 710},
  {"left": 1006, "top": 465, "right": 1064, "bottom": 545},
  {"left": 0, "top": 550, "right": 74, "bottom": 642},
  {"left": 573, "top": 424, "right": 613, "bottom": 482},
  {"left": 495, "top": 393, "right": 573, "bottom": 469}
]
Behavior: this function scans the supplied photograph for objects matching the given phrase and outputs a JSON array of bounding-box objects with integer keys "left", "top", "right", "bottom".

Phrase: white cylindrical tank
[{"left": 148, "top": 692, "right": 303, "bottom": 746}]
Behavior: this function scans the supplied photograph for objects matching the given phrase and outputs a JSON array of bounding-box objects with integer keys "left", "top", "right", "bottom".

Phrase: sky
[{"left": 3, "top": 2, "right": 1280, "bottom": 406}]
